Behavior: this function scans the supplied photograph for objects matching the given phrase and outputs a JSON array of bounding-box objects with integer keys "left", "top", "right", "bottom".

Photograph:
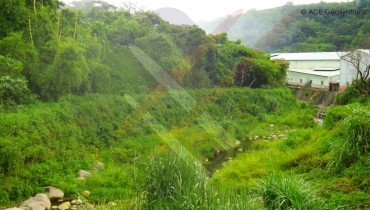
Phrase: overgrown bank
[
  {"left": 1, "top": 87, "right": 369, "bottom": 209},
  {"left": 1, "top": 88, "right": 303, "bottom": 206}
]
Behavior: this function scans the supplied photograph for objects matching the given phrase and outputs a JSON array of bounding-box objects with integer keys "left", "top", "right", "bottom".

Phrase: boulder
[
  {"left": 78, "top": 170, "right": 92, "bottom": 180},
  {"left": 20, "top": 193, "right": 51, "bottom": 210},
  {"left": 93, "top": 162, "right": 104, "bottom": 171},
  {"left": 44, "top": 186, "right": 64, "bottom": 200},
  {"left": 5, "top": 208, "right": 24, "bottom": 210}
]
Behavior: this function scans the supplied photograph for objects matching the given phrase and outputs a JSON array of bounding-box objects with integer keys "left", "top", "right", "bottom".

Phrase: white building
[
  {"left": 340, "top": 49, "right": 370, "bottom": 86},
  {"left": 271, "top": 52, "right": 343, "bottom": 89}
]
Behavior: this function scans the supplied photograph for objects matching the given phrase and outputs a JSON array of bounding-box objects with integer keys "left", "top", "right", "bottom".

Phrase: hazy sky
[{"left": 62, "top": 0, "right": 350, "bottom": 21}]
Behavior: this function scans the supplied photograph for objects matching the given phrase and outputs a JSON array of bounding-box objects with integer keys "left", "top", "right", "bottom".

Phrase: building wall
[
  {"left": 287, "top": 72, "right": 340, "bottom": 89},
  {"left": 288, "top": 60, "right": 340, "bottom": 69},
  {"left": 340, "top": 51, "right": 370, "bottom": 86}
]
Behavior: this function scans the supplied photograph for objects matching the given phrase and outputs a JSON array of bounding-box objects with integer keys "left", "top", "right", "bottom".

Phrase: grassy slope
[
  {"left": 1, "top": 88, "right": 368, "bottom": 209},
  {"left": 0, "top": 88, "right": 301, "bottom": 205},
  {"left": 212, "top": 102, "right": 370, "bottom": 209}
]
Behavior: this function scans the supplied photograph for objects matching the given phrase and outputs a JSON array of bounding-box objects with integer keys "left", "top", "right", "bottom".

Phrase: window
[
  {"left": 300, "top": 79, "right": 302, "bottom": 83},
  {"left": 321, "top": 81, "right": 324, "bottom": 85}
]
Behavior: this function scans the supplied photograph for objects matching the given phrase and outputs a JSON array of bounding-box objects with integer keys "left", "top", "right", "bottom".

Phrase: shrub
[
  {"left": 135, "top": 152, "right": 260, "bottom": 209},
  {"left": 257, "top": 175, "right": 325, "bottom": 209},
  {"left": 329, "top": 107, "right": 370, "bottom": 170},
  {"left": 136, "top": 152, "right": 209, "bottom": 209},
  {"left": 0, "top": 75, "right": 34, "bottom": 107},
  {"left": 338, "top": 80, "right": 370, "bottom": 105}
]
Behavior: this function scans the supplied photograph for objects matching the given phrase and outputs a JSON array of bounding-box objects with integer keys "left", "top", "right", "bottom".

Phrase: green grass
[
  {"left": 133, "top": 152, "right": 263, "bottom": 210},
  {"left": 1, "top": 87, "right": 369, "bottom": 209},
  {"left": 257, "top": 175, "right": 325, "bottom": 209}
]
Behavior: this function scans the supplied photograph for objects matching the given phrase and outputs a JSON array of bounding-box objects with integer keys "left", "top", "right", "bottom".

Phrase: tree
[
  {"left": 234, "top": 56, "right": 287, "bottom": 88},
  {"left": 0, "top": 76, "right": 34, "bottom": 107},
  {"left": 341, "top": 50, "right": 370, "bottom": 95},
  {"left": 43, "top": 39, "right": 89, "bottom": 100},
  {"left": 0, "top": 0, "right": 28, "bottom": 37},
  {"left": 135, "top": 32, "right": 183, "bottom": 72},
  {"left": 0, "top": 56, "right": 34, "bottom": 106},
  {"left": 342, "top": 50, "right": 370, "bottom": 83}
]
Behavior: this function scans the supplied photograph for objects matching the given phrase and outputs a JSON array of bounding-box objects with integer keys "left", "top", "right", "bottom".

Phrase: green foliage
[
  {"left": 43, "top": 39, "right": 89, "bottom": 100},
  {"left": 0, "top": 1, "right": 369, "bottom": 208},
  {"left": 135, "top": 152, "right": 261, "bottom": 210},
  {"left": 0, "top": 0, "right": 28, "bottom": 37},
  {"left": 0, "top": 75, "right": 34, "bottom": 107},
  {"left": 200, "top": 1, "right": 370, "bottom": 52},
  {"left": 0, "top": 94, "right": 130, "bottom": 203},
  {"left": 257, "top": 175, "right": 325, "bottom": 209},
  {"left": 0, "top": 56, "right": 24, "bottom": 76},
  {"left": 137, "top": 152, "right": 209, "bottom": 209},
  {"left": 328, "top": 106, "right": 370, "bottom": 171},
  {"left": 0, "top": 32, "right": 38, "bottom": 68},
  {"left": 135, "top": 32, "right": 183, "bottom": 72},
  {"left": 235, "top": 56, "right": 288, "bottom": 88},
  {"left": 338, "top": 79, "right": 370, "bottom": 105},
  {"left": 0, "top": 1, "right": 290, "bottom": 104}
]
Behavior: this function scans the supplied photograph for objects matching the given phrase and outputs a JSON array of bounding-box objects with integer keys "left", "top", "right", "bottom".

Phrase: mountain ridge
[{"left": 198, "top": 0, "right": 370, "bottom": 52}]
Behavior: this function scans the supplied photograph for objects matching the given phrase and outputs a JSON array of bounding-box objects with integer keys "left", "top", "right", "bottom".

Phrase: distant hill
[{"left": 198, "top": 0, "right": 370, "bottom": 53}]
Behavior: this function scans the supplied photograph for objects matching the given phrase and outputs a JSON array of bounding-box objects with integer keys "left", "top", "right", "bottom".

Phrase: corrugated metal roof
[
  {"left": 271, "top": 52, "right": 346, "bottom": 61},
  {"left": 313, "top": 67, "right": 340, "bottom": 71},
  {"left": 289, "top": 69, "right": 341, "bottom": 77},
  {"left": 341, "top": 49, "right": 370, "bottom": 58}
]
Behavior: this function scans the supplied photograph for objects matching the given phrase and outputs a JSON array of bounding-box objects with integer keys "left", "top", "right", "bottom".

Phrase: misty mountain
[{"left": 198, "top": 0, "right": 370, "bottom": 53}]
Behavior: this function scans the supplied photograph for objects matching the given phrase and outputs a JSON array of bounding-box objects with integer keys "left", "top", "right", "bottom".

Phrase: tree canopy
[{"left": 0, "top": 0, "right": 287, "bottom": 106}]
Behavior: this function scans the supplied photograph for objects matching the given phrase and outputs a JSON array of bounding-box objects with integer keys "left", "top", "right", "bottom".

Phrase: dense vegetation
[
  {"left": 200, "top": 0, "right": 370, "bottom": 52},
  {"left": 0, "top": 0, "right": 369, "bottom": 209},
  {"left": 0, "top": 0, "right": 287, "bottom": 109}
]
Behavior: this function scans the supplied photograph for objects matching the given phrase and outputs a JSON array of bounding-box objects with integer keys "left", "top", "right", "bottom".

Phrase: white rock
[
  {"left": 93, "top": 162, "right": 105, "bottom": 171},
  {"left": 20, "top": 193, "right": 51, "bottom": 210},
  {"left": 58, "top": 202, "right": 71, "bottom": 210},
  {"left": 78, "top": 170, "right": 92, "bottom": 179},
  {"left": 76, "top": 199, "right": 83, "bottom": 205},
  {"left": 44, "top": 186, "right": 64, "bottom": 200},
  {"left": 5, "top": 208, "right": 24, "bottom": 210},
  {"left": 86, "top": 203, "right": 94, "bottom": 209}
]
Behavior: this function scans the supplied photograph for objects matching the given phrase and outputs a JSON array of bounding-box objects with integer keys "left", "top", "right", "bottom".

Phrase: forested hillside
[
  {"left": 199, "top": 0, "right": 370, "bottom": 52},
  {"left": 0, "top": 0, "right": 288, "bottom": 109}
]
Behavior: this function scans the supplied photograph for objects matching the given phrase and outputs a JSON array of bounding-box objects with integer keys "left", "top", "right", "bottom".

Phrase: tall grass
[
  {"left": 257, "top": 175, "right": 325, "bottom": 210},
  {"left": 328, "top": 107, "right": 370, "bottom": 171},
  {"left": 136, "top": 152, "right": 209, "bottom": 209},
  {"left": 134, "top": 152, "right": 260, "bottom": 209}
]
